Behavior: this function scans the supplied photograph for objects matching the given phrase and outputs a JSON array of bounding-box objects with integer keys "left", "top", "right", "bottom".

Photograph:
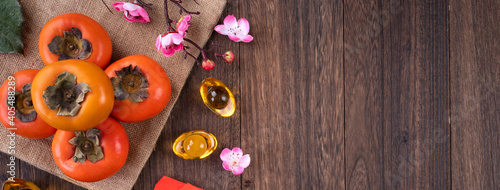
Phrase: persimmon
[
  {"left": 31, "top": 59, "right": 114, "bottom": 131},
  {"left": 52, "top": 117, "right": 129, "bottom": 182},
  {"left": 104, "top": 55, "right": 171, "bottom": 123},
  {"left": 0, "top": 69, "right": 56, "bottom": 139},
  {"left": 39, "top": 13, "right": 112, "bottom": 69}
]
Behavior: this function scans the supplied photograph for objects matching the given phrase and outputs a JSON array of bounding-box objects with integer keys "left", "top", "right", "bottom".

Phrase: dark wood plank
[
  {"left": 344, "top": 0, "right": 450, "bottom": 189},
  {"left": 133, "top": 1, "right": 241, "bottom": 189},
  {"left": 239, "top": 0, "right": 344, "bottom": 189},
  {"left": 0, "top": 149, "right": 20, "bottom": 184},
  {"left": 450, "top": 0, "right": 500, "bottom": 189},
  {"left": 20, "top": 162, "right": 85, "bottom": 190}
]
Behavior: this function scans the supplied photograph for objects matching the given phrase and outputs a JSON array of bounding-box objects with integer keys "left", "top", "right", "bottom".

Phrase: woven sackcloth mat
[{"left": 0, "top": 0, "right": 226, "bottom": 189}]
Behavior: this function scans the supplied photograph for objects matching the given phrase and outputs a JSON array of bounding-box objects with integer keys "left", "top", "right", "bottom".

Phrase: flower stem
[
  {"left": 136, "top": 0, "right": 153, "bottom": 10},
  {"left": 184, "top": 38, "right": 207, "bottom": 59},
  {"left": 163, "top": 0, "right": 175, "bottom": 32},
  {"left": 183, "top": 38, "right": 203, "bottom": 51},
  {"left": 183, "top": 47, "right": 201, "bottom": 65},
  {"left": 101, "top": 0, "right": 114, "bottom": 14},
  {"left": 170, "top": 0, "right": 200, "bottom": 15}
]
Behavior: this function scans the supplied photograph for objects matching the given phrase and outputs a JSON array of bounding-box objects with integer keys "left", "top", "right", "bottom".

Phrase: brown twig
[
  {"left": 183, "top": 47, "right": 201, "bottom": 65},
  {"left": 101, "top": 0, "right": 114, "bottom": 14},
  {"left": 170, "top": 0, "right": 200, "bottom": 15},
  {"left": 164, "top": 0, "right": 175, "bottom": 32},
  {"left": 136, "top": 0, "right": 153, "bottom": 10}
]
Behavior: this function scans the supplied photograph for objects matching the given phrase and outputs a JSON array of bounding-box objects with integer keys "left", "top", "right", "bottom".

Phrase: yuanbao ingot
[
  {"left": 200, "top": 78, "right": 235, "bottom": 117},
  {"left": 173, "top": 130, "right": 217, "bottom": 160},
  {"left": 2, "top": 178, "right": 41, "bottom": 190}
]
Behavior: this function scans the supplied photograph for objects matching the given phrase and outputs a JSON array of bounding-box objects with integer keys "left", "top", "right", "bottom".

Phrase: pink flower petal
[
  {"left": 172, "top": 43, "right": 183, "bottom": 51},
  {"left": 128, "top": 9, "right": 141, "bottom": 17},
  {"left": 123, "top": 2, "right": 140, "bottom": 11},
  {"left": 232, "top": 147, "right": 243, "bottom": 155},
  {"left": 112, "top": 2, "right": 125, "bottom": 11},
  {"left": 228, "top": 33, "right": 242, "bottom": 42},
  {"left": 156, "top": 35, "right": 162, "bottom": 51},
  {"left": 177, "top": 21, "right": 189, "bottom": 32},
  {"left": 137, "top": 8, "right": 150, "bottom": 22},
  {"left": 161, "top": 34, "right": 173, "bottom": 47},
  {"left": 239, "top": 154, "right": 251, "bottom": 168},
  {"left": 222, "top": 161, "right": 232, "bottom": 171},
  {"left": 124, "top": 14, "right": 136, "bottom": 23},
  {"left": 214, "top": 25, "right": 229, "bottom": 35},
  {"left": 241, "top": 35, "right": 254, "bottom": 43},
  {"left": 223, "top": 15, "right": 238, "bottom": 28},
  {"left": 220, "top": 148, "right": 232, "bottom": 161},
  {"left": 161, "top": 47, "right": 175, "bottom": 57},
  {"left": 184, "top": 14, "right": 192, "bottom": 22},
  {"left": 237, "top": 18, "right": 250, "bottom": 36},
  {"left": 178, "top": 31, "right": 186, "bottom": 37},
  {"left": 232, "top": 166, "right": 245, "bottom": 175},
  {"left": 170, "top": 33, "right": 184, "bottom": 44}
]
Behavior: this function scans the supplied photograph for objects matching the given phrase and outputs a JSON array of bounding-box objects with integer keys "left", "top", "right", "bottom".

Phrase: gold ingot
[
  {"left": 3, "top": 178, "right": 41, "bottom": 190},
  {"left": 200, "top": 78, "right": 235, "bottom": 117},
  {"left": 173, "top": 130, "right": 217, "bottom": 160}
]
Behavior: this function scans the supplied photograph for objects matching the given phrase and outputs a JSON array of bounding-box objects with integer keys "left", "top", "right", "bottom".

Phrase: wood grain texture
[
  {"left": 344, "top": 0, "right": 450, "bottom": 189},
  {"left": 450, "top": 0, "right": 500, "bottom": 189},
  {"left": 239, "top": 0, "right": 344, "bottom": 189}
]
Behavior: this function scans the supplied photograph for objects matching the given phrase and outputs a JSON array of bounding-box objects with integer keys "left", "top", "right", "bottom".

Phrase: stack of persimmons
[{"left": 0, "top": 13, "right": 171, "bottom": 182}]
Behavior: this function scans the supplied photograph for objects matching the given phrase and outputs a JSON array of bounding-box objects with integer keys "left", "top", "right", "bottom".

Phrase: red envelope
[{"left": 154, "top": 176, "right": 203, "bottom": 190}]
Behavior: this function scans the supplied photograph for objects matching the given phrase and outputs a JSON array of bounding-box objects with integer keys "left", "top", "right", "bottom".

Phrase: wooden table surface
[{"left": 1, "top": 0, "right": 499, "bottom": 189}]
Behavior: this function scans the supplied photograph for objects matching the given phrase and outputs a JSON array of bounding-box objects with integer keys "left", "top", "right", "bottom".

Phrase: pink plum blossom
[
  {"left": 220, "top": 147, "right": 250, "bottom": 175},
  {"left": 156, "top": 33, "right": 184, "bottom": 57},
  {"left": 215, "top": 15, "right": 253, "bottom": 43},
  {"left": 176, "top": 15, "right": 192, "bottom": 37},
  {"left": 113, "top": 2, "right": 150, "bottom": 23}
]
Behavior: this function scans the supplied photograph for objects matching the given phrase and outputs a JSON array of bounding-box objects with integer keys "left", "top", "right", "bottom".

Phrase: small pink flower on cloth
[
  {"left": 176, "top": 15, "right": 192, "bottom": 37},
  {"left": 156, "top": 33, "right": 184, "bottom": 57},
  {"left": 156, "top": 15, "right": 192, "bottom": 57},
  {"left": 215, "top": 15, "right": 253, "bottom": 43},
  {"left": 220, "top": 147, "right": 251, "bottom": 175},
  {"left": 112, "top": 2, "right": 150, "bottom": 23}
]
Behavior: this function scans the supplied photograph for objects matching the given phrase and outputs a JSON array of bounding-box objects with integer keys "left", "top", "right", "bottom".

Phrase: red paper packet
[{"left": 154, "top": 176, "right": 203, "bottom": 190}]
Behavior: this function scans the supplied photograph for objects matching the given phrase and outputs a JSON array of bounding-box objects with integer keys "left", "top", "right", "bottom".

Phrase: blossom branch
[
  {"left": 157, "top": 0, "right": 234, "bottom": 70},
  {"left": 164, "top": 0, "right": 175, "bottom": 32},
  {"left": 101, "top": 0, "right": 114, "bottom": 13},
  {"left": 170, "top": 0, "right": 200, "bottom": 15},
  {"left": 183, "top": 47, "right": 200, "bottom": 65},
  {"left": 136, "top": 0, "right": 153, "bottom": 10}
]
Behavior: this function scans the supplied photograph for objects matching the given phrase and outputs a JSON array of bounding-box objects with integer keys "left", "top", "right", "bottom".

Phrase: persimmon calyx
[
  {"left": 69, "top": 128, "right": 104, "bottom": 164},
  {"left": 42, "top": 72, "right": 91, "bottom": 116},
  {"left": 48, "top": 27, "right": 92, "bottom": 61},
  {"left": 7, "top": 83, "right": 36, "bottom": 122},
  {"left": 111, "top": 65, "right": 149, "bottom": 103}
]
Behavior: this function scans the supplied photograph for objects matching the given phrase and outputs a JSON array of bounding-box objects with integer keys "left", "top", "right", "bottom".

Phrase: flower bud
[
  {"left": 223, "top": 51, "right": 235, "bottom": 63},
  {"left": 202, "top": 59, "right": 215, "bottom": 70}
]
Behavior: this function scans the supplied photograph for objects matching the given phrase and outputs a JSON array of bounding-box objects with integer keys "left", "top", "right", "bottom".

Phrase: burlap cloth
[{"left": 0, "top": 0, "right": 226, "bottom": 189}]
